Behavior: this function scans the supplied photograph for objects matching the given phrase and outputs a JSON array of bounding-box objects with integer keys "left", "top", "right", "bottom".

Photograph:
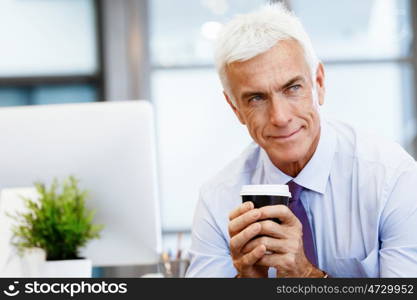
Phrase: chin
[{"left": 264, "top": 144, "right": 307, "bottom": 166}]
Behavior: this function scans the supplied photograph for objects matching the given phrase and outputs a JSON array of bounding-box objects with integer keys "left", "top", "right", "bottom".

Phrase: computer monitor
[
  {"left": 0, "top": 101, "right": 162, "bottom": 267},
  {"left": 0, "top": 187, "right": 40, "bottom": 276}
]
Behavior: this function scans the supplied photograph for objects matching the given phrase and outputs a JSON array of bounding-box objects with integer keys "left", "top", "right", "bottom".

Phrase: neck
[
  {"left": 274, "top": 127, "right": 321, "bottom": 178},
  {"left": 278, "top": 161, "right": 308, "bottom": 178}
]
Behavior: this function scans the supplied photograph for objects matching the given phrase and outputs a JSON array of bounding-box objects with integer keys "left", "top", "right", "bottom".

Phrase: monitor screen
[{"left": 0, "top": 101, "right": 162, "bottom": 267}]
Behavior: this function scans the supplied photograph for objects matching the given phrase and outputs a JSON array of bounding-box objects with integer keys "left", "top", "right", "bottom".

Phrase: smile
[{"left": 269, "top": 127, "right": 302, "bottom": 141}]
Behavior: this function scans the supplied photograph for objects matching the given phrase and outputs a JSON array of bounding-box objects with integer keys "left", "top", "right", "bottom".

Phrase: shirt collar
[{"left": 259, "top": 118, "right": 336, "bottom": 194}]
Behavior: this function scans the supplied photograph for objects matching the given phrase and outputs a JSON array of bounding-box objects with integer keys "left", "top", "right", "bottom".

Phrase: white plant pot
[
  {"left": 41, "top": 258, "right": 92, "bottom": 278},
  {"left": 21, "top": 248, "right": 47, "bottom": 277}
]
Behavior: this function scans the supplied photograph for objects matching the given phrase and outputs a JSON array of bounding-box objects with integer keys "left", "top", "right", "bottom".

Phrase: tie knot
[{"left": 287, "top": 181, "right": 303, "bottom": 202}]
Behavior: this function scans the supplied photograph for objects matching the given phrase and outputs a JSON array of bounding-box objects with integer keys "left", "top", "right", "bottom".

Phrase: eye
[
  {"left": 248, "top": 95, "right": 264, "bottom": 103},
  {"left": 288, "top": 84, "right": 302, "bottom": 92}
]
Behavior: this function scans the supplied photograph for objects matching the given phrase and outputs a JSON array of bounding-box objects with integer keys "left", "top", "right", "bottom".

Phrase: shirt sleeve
[
  {"left": 379, "top": 162, "right": 417, "bottom": 277},
  {"left": 185, "top": 187, "right": 237, "bottom": 278}
]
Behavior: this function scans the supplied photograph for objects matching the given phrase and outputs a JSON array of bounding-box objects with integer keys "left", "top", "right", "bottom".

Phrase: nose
[{"left": 269, "top": 96, "right": 292, "bottom": 127}]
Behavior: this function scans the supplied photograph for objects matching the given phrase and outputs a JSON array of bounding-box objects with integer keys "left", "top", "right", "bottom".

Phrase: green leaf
[{"left": 9, "top": 176, "right": 104, "bottom": 260}]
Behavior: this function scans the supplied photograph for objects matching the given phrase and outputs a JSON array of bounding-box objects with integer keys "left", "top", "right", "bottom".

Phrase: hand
[
  {"left": 241, "top": 205, "right": 322, "bottom": 277},
  {"left": 228, "top": 201, "right": 268, "bottom": 278}
]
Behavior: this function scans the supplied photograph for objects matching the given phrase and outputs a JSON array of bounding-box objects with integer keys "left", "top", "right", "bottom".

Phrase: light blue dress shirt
[{"left": 186, "top": 118, "right": 417, "bottom": 277}]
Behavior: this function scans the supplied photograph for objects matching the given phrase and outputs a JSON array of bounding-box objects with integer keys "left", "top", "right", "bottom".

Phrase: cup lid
[{"left": 240, "top": 184, "right": 291, "bottom": 197}]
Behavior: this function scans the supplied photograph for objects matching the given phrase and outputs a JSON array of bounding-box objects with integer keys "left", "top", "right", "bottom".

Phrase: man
[{"left": 185, "top": 4, "right": 417, "bottom": 277}]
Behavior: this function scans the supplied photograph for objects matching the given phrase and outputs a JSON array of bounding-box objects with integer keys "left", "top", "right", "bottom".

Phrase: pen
[
  {"left": 176, "top": 232, "right": 183, "bottom": 260},
  {"left": 161, "top": 252, "right": 172, "bottom": 277}
]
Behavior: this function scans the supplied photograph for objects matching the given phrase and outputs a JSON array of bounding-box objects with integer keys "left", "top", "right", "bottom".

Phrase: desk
[{"left": 94, "top": 260, "right": 189, "bottom": 278}]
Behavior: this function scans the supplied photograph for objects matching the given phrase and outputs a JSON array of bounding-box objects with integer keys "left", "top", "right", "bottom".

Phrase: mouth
[{"left": 268, "top": 127, "right": 302, "bottom": 141}]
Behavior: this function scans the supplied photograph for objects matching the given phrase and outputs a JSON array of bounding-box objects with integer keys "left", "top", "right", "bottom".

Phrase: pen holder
[{"left": 158, "top": 259, "right": 190, "bottom": 278}]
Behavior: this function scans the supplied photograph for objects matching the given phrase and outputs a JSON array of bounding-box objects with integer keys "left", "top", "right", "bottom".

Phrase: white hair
[{"left": 214, "top": 3, "right": 320, "bottom": 103}]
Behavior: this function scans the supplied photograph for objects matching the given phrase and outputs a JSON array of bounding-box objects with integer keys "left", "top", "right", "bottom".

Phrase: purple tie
[{"left": 287, "top": 181, "right": 318, "bottom": 266}]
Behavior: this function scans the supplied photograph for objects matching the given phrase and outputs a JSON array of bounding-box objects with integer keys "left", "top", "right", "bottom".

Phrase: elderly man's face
[{"left": 224, "top": 40, "right": 325, "bottom": 174}]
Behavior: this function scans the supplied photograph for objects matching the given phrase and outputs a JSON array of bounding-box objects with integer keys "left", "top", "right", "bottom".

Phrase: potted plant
[{"left": 10, "top": 176, "right": 103, "bottom": 277}]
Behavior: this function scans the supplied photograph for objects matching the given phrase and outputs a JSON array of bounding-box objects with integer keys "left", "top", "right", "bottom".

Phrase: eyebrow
[
  {"left": 282, "top": 76, "right": 305, "bottom": 90},
  {"left": 239, "top": 75, "right": 306, "bottom": 100}
]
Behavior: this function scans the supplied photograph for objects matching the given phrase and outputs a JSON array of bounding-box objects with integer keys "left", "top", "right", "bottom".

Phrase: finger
[
  {"left": 241, "top": 236, "right": 287, "bottom": 254},
  {"left": 229, "top": 201, "right": 253, "bottom": 221},
  {"left": 228, "top": 208, "right": 261, "bottom": 237},
  {"left": 259, "top": 205, "right": 299, "bottom": 226},
  {"left": 240, "top": 237, "right": 260, "bottom": 254},
  {"left": 240, "top": 245, "right": 266, "bottom": 268},
  {"left": 258, "top": 220, "right": 287, "bottom": 239},
  {"left": 230, "top": 222, "right": 261, "bottom": 255},
  {"left": 255, "top": 252, "right": 294, "bottom": 270}
]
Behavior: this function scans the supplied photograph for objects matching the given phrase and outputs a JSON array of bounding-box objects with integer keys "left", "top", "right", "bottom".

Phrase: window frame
[{"left": 0, "top": 0, "right": 105, "bottom": 103}]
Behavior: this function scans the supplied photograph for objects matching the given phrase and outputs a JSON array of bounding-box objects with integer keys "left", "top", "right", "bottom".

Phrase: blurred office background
[{"left": 0, "top": 0, "right": 416, "bottom": 275}]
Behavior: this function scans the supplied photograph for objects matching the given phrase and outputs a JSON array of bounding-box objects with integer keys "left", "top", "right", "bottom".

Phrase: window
[
  {"left": 290, "top": 0, "right": 414, "bottom": 146},
  {"left": 0, "top": 0, "right": 102, "bottom": 106},
  {"left": 150, "top": 0, "right": 416, "bottom": 231}
]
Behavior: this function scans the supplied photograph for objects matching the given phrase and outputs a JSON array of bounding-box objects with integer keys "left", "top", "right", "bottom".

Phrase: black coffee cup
[{"left": 240, "top": 184, "right": 291, "bottom": 224}]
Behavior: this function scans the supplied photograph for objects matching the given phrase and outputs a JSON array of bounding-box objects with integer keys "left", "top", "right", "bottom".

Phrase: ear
[
  {"left": 315, "top": 63, "right": 325, "bottom": 106},
  {"left": 224, "top": 91, "right": 246, "bottom": 125}
]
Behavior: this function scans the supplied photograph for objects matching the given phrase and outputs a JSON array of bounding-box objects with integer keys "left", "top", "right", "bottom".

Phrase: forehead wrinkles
[
  {"left": 226, "top": 42, "right": 310, "bottom": 92},
  {"left": 227, "top": 64, "right": 305, "bottom": 98},
  {"left": 227, "top": 60, "right": 280, "bottom": 91}
]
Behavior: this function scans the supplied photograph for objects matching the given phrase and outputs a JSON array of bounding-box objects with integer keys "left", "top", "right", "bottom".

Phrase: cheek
[
  {"left": 308, "top": 108, "right": 320, "bottom": 127},
  {"left": 299, "top": 99, "right": 320, "bottom": 126},
  {"left": 245, "top": 110, "right": 268, "bottom": 141},
  {"left": 247, "top": 119, "right": 264, "bottom": 139},
  {"left": 303, "top": 111, "right": 321, "bottom": 144}
]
